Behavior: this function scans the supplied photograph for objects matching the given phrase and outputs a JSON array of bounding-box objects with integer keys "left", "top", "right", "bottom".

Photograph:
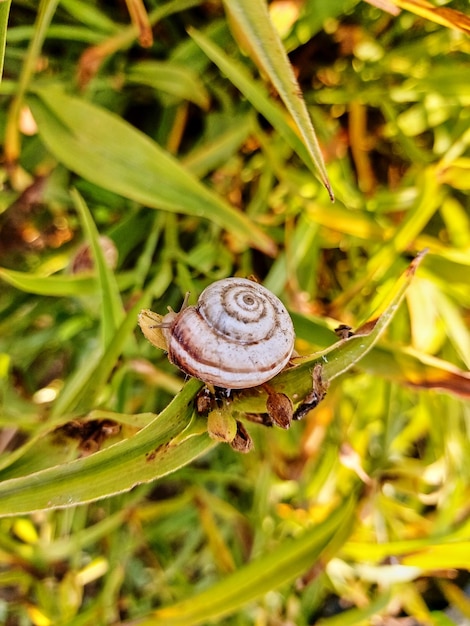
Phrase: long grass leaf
[
  {"left": 27, "top": 88, "right": 276, "bottom": 256},
  {"left": 127, "top": 496, "right": 356, "bottom": 625},
  {"left": 222, "top": 0, "right": 334, "bottom": 200},
  {"left": 189, "top": 28, "right": 329, "bottom": 190},
  {"left": 0, "top": 379, "right": 214, "bottom": 516},
  {"left": 0, "top": 0, "right": 11, "bottom": 83},
  {"left": 72, "top": 190, "right": 124, "bottom": 346},
  {"left": 0, "top": 268, "right": 96, "bottom": 296},
  {"left": 231, "top": 252, "right": 427, "bottom": 415}
]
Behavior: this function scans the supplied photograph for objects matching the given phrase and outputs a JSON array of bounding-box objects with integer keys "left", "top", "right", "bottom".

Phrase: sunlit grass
[{"left": 0, "top": 0, "right": 469, "bottom": 624}]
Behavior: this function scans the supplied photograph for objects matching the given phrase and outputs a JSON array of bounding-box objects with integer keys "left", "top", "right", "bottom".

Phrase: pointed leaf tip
[
  {"left": 407, "top": 248, "right": 428, "bottom": 276},
  {"left": 327, "top": 182, "right": 335, "bottom": 202}
]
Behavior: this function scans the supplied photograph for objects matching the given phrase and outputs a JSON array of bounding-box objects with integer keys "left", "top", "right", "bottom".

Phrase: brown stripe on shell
[{"left": 168, "top": 312, "right": 291, "bottom": 377}]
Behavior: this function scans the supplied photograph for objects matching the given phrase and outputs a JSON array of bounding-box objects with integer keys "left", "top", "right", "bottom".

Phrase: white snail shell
[{"left": 159, "top": 277, "right": 295, "bottom": 389}]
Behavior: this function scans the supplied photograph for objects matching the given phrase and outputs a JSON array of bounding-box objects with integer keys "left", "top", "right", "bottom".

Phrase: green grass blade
[
  {"left": 27, "top": 88, "right": 276, "bottom": 256},
  {"left": 0, "top": 268, "right": 96, "bottom": 296},
  {"left": 127, "top": 60, "right": 210, "bottom": 108},
  {"left": 4, "top": 0, "right": 59, "bottom": 160},
  {"left": 72, "top": 190, "right": 124, "bottom": 346},
  {"left": 127, "top": 495, "right": 356, "bottom": 625},
  {"left": 0, "top": 0, "right": 11, "bottom": 83},
  {"left": 321, "top": 253, "right": 428, "bottom": 381},
  {"left": 189, "top": 28, "right": 327, "bottom": 190},
  {"left": 59, "top": 0, "right": 120, "bottom": 35},
  {"left": 50, "top": 263, "right": 173, "bottom": 417},
  {"left": 222, "top": 0, "right": 334, "bottom": 200},
  {"left": 182, "top": 113, "right": 255, "bottom": 178},
  {"left": 0, "top": 379, "right": 214, "bottom": 516}
]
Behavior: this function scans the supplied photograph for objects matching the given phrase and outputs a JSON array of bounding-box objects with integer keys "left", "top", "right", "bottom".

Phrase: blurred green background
[{"left": 0, "top": 0, "right": 469, "bottom": 624}]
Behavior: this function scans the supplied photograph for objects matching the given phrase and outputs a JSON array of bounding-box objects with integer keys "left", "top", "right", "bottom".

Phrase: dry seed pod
[
  {"left": 139, "top": 277, "right": 295, "bottom": 389},
  {"left": 230, "top": 420, "right": 254, "bottom": 453},
  {"left": 266, "top": 390, "right": 294, "bottom": 429}
]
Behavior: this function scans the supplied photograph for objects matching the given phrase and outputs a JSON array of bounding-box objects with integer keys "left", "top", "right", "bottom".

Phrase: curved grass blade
[
  {"left": 222, "top": 0, "right": 334, "bottom": 200},
  {"left": 189, "top": 28, "right": 330, "bottom": 191},
  {"left": 393, "top": 0, "right": 470, "bottom": 35},
  {"left": 0, "top": 268, "right": 96, "bottom": 296},
  {"left": 0, "top": 0, "right": 12, "bottom": 84},
  {"left": 182, "top": 113, "right": 255, "bottom": 178},
  {"left": 126, "top": 495, "right": 356, "bottom": 625},
  {"left": 360, "top": 345, "right": 470, "bottom": 399},
  {"left": 27, "top": 88, "right": 276, "bottom": 256},
  {"left": 0, "top": 379, "right": 214, "bottom": 516},
  {"left": 4, "top": 0, "right": 60, "bottom": 161},
  {"left": 127, "top": 60, "right": 210, "bottom": 108},
  {"left": 72, "top": 189, "right": 124, "bottom": 346}
]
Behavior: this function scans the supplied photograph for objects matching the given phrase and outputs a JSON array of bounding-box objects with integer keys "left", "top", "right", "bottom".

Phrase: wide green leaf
[
  {"left": 0, "top": 378, "right": 215, "bottom": 516},
  {"left": 27, "top": 87, "right": 276, "bottom": 256}
]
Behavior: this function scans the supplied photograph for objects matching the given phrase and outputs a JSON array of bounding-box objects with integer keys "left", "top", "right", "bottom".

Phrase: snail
[{"left": 139, "top": 277, "right": 295, "bottom": 389}]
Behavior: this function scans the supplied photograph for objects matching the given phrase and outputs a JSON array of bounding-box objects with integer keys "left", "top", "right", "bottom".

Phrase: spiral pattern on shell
[{"left": 161, "top": 277, "right": 295, "bottom": 389}]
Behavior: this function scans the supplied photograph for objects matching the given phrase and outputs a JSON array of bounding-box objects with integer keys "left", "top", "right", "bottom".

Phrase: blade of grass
[
  {"left": 222, "top": 0, "right": 334, "bottom": 200},
  {"left": 75, "top": 0, "right": 203, "bottom": 85},
  {"left": 126, "top": 495, "right": 356, "bottom": 625},
  {"left": 0, "top": 268, "right": 96, "bottom": 296},
  {"left": 50, "top": 261, "right": 173, "bottom": 418},
  {"left": 0, "top": 378, "right": 214, "bottom": 516},
  {"left": 72, "top": 190, "right": 124, "bottom": 346},
  {"left": 189, "top": 28, "right": 330, "bottom": 192},
  {"left": 359, "top": 345, "right": 470, "bottom": 399},
  {"left": 60, "top": 0, "right": 121, "bottom": 35},
  {"left": 182, "top": 113, "right": 256, "bottom": 178},
  {"left": 4, "top": 0, "right": 60, "bottom": 161},
  {"left": 393, "top": 0, "right": 470, "bottom": 35},
  {"left": 0, "top": 0, "right": 12, "bottom": 83},
  {"left": 127, "top": 60, "right": 210, "bottom": 108},
  {"left": 332, "top": 168, "right": 440, "bottom": 310},
  {"left": 27, "top": 88, "right": 276, "bottom": 256}
]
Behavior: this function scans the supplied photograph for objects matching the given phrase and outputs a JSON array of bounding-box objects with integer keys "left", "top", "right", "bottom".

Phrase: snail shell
[{"left": 159, "top": 277, "right": 295, "bottom": 389}]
